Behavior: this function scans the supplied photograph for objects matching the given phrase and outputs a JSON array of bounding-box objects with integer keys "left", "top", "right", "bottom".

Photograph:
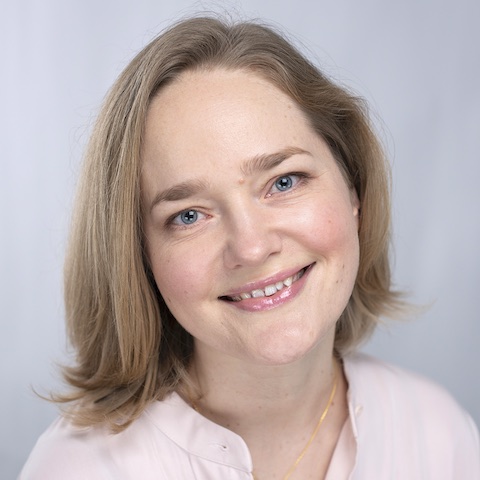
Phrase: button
[{"left": 214, "top": 443, "right": 228, "bottom": 451}]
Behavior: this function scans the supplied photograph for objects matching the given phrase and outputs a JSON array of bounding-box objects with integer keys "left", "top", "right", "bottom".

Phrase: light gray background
[{"left": 2, "top": 0, "right": 479, "bottom": 477}]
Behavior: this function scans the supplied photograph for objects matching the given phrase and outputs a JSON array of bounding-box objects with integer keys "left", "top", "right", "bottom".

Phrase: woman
[{"left": 20, "top": 16, "right": 479, "bottom": 479}]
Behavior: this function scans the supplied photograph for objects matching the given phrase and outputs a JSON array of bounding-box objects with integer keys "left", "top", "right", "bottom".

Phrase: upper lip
[{"left": 220, "top": 263, "right": 313, "bottom": 298}]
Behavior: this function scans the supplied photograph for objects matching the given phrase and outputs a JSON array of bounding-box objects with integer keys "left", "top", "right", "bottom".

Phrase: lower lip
[{"left": 224, "top": 264, "right": 313, "bottom": 312}]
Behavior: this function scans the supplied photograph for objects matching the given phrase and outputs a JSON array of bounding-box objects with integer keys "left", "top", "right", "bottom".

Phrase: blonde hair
[{"left": 60, "top": 16, "right": 402, "bottom": 430}]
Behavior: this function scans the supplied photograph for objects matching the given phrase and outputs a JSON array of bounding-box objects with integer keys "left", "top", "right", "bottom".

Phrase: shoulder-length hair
[{"left": 60, "top": 16, "right": 402, "bottom": 430}]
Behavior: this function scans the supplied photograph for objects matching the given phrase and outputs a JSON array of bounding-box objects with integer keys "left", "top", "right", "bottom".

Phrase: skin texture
[
  {"left": 142, "top": 68, "right": 360, "bottom": 367},
  {"left": 141, "top": 68, "right": 359, "bottom": 478}
]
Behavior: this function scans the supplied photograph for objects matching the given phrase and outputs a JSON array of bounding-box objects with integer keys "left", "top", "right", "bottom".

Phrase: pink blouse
[{"left": 20, "top": 353, "right": 480, "bottom": 479}]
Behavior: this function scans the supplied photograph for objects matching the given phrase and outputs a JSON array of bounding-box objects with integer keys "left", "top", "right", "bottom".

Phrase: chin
[{"left": 252, "top": 326, "right": 323, "bottom": 366}]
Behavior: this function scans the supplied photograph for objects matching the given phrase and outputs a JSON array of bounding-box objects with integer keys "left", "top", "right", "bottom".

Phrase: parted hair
[{"left": 60, "top": 16, "right": 402, "bottom": 430}]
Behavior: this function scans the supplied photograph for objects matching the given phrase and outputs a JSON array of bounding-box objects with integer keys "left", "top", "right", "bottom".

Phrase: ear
[
  {"left": 350, "top": 187, "right": 360, "bottom": 216},
  {"left": 350, "top": 188, "right": 361, "bottom": 229}
]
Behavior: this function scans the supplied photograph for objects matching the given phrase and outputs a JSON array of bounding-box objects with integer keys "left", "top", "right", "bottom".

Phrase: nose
[{"left": 223, "top": 202, "right": 282, "bottom": 269}]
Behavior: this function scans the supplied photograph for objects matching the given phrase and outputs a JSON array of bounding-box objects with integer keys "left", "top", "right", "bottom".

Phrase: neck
[
  {"left": 185, "top": 328, "right": 339, "bottom": 433},
  {"left": 181, "top": 329, "right": 349, "bottom": 480}
]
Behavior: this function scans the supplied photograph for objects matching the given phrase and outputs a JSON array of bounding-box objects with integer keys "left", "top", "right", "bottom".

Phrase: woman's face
[{"left": 142, "top": 69, "right": 360, "bottom": 366}]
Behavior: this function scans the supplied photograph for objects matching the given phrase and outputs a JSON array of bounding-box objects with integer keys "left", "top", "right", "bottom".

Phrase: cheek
[
  {"left": 295, "top": 201, "right": 359, "bottom": 257},
  {"left": 149, "top": 242, "right": 211, "bottom": 310}
]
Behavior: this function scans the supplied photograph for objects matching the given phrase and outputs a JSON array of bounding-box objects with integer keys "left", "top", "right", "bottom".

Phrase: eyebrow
[
  {"left": 149, "top": 146, "right": 310, "bottom": 212},
  {"left": 149, "top": 179, "right": 209, "bottom": 212},
  {"left": 240, "top": 146, "right": 310, "bottom": 176}
]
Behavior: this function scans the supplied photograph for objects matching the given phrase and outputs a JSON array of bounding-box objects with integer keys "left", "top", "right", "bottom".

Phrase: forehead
[
  {"left": 141, "top": 68, "right": 320, "bottom": 187},
  {"left": 151, "top": 67, "right": 295, "bottom": 117}
]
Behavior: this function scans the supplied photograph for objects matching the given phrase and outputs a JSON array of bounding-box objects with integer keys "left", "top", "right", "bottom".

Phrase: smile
[{"left": 221, "top": 266, "right": 309, "bottom": 302}]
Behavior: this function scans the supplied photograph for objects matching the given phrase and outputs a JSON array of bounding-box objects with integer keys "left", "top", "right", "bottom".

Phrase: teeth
[
  {"left": 264, "top": 284, "right": 277, "bottom": 297},
  {"left": 252, "top": 289, "right": 265, "bottom": 298},
  {"left": 226, "top": 267, "right": 308, "bottom": 302}
]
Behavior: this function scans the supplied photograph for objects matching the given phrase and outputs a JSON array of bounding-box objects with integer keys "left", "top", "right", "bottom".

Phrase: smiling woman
[
  {"left": 20, "top": 16, "right": 479, "bottom": 480},
  {"left": 142, "top": 69, "right": 361, "bottom": 367}
]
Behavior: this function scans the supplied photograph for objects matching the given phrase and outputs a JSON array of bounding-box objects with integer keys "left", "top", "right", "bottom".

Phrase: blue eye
[
  {"left": 274, "top": 175, "right": 294, "bottom": 191},
  {"left": 267, "top": 173, "right": 307, "bottom": 198},
  {"left": 178, "top": 209, "right": 198, "bottom": 225},
  {"left": 169, "top": 209, "right": 208, "bottom": 229}
]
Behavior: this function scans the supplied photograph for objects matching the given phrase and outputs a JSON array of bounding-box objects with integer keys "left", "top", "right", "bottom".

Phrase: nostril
[{"left": 223, "top": 228, "right": 283, "bottom": 270}]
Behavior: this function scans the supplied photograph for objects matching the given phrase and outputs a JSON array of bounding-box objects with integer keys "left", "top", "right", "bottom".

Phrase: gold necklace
[
  {"left": 188, "top": 365, "right": 338, "bottom": 480},
  {"left": 253, "top": 365, "right": 338, "bottom": 480}
]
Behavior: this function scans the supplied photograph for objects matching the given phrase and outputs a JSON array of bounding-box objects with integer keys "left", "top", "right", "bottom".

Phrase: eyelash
[
  {"left": 266, "top": 172, "right": 309, "bottom": 197},
  {"left": 166, "top": 172, "right": 310, "bottom": 229},
  {"left": 167, "top": 209, "right": 207, "bottom": 229}
]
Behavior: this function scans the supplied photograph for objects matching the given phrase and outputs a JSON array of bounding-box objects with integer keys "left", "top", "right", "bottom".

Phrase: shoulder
[
  {"left": 19, "top": 406, "right": 169, "bottom": 480},
  {"left": 344, "top": 352, "right": 472, "bottom": 420},
  {"left": 20, "top": 394, "right": 252, "bottom": 479},
  {"left": 19, "top": 416, "right": 113, "bottom": 480},
  {"left": 343, "top": 353, "right": 480, "bottom": 477}
]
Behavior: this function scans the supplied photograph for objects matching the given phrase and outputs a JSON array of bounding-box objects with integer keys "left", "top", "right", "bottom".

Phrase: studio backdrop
[{"left": 2, "top": 1, "right": 479, "bottom": 478}]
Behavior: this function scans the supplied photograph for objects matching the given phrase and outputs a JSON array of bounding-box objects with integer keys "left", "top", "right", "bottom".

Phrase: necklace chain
[
  {"left": 189, "top": 364, "right": 338, "bottom": 480},
  {"left": 253, "top": 364, "right": 338, "bottom": 480}
]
